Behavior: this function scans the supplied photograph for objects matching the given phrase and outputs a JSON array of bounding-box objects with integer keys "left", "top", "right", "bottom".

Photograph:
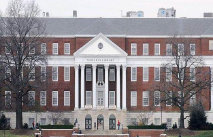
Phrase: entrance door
[
  {"left": 97, "top": 114, "right": 104, "bottom": 130},
  {"left": 85, "top": 114, "right": 92, "bottom": 130},
  {"left": 109, "top": 114, "right": 116, "bottom": 130},
  {"left": 97, "top": 91, "right": 104, "bottom": 106}
]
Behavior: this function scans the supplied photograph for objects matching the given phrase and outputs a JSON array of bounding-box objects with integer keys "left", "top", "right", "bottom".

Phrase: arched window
[
  {"left": 109, "top": 114, "right": 116, "bottom": 130},
  {"left": 97, "top": 114, "right": 104, "bottom": 130},
  {"left": 85, "top": 114, "right": 92, "bottom": 129}
]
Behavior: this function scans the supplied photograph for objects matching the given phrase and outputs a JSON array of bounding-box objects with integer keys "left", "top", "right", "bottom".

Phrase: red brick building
[{"left": 2, "top": 18, "right": 213, "bottom": 130}]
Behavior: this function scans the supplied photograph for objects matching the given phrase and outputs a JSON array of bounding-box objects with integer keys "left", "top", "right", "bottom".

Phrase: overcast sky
[{"left": 0, "top": 0, "right": 213, "bottom": 18}]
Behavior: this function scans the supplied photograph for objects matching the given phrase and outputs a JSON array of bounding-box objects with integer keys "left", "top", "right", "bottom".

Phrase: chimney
[{"left": 73, "top": 10, "right": 77, "bottom": 18}]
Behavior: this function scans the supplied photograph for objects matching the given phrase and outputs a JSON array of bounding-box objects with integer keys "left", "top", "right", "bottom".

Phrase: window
[
  {"left": 190, "top": 67, "right": 195, "bottom": 81},
  {"left": 5, "top": 66, "right": 11, "bottom": 80},
  {"left": 143, "top": 43, "right": 149, "bottom": 55},
  {"left": 131, "top": 67, "right": 137, "bottom": 81},
  {"left": 166, "top": 91, "right": 172, "bottom": 106},
  {"left": 28, "top": 91, "right": 35, "bottom": 106},
  {"left": 154, "top": 43, "right": 160, "bottom": 55},
  {"left": 143, "top": 67, "right": 149, "bottom": 81},
  {"left": 178, "top": 44, "right": 184, "bottom": 55},
  {"left": 5, "top": 91, "right": 11, "bottom": 107},
  {"left": 64, "top": 43, "right": 70, "bottom": 54},
  {"left": 28, "top": 118, "right": 35, "bottom": 128},
  {"left": 154, "top": 67, "right": 160, "bottom": 81},
  {"left": 64, "top": 67, "right": 70, "bottom": 81},
  {"left": 41, "top": 43, "right": 46, "bottom": 54},
  {"left": 86, "top": 67, "right": 92, "bottom": 81},
  {"left": 131, "top": 91, "right": 137, "bottom": 106},
  {"left": 64, "top": 91, "right": 70, "bottom": 106},
  {"left": 190, "top": 91, "right": 196, "bottom": 106},
  {"left": 179, "top": 69, "right": 184, "bottom": 81},
  {"left": 143, "top": 91, "right": 149, "bottom": 106},
  {"left": 6, "top": 118, "right": 10, "bottom": 127},
  {"left": 41, "top": 66, "right": 46, "bottom": 81},
  {"left": 64, "top": 118, "right": 70, "bottom": 125},
  {"left": 178, "top": 91, "right": 183, "bottom": 103},
  {"left": 40, "top": 118, "right": 46, "bottom": 125},
  {"left": 166, "top": 67, "right": 172, "bottom": 81},
  {"left": 131, "top": 118, "right": 137, "bottom": 126},
  {"left": 98, "top": 67, "right": 104, "bottom": 81},
  {"left": 190, "top": 44, "right": 196, "bottom": 55},
  {"left": 131, "top": 43, "right": 137, "bottom": 55},
  {"left": 109, "top": 67, "right": 115, "bottom": 81},
  {"left": 52, "top": 43, "right": 58, "bottom": 55},
  {"left": 52, "top": 66, "right": 58, "bottom": 81},
  {"left": 109, "top": 91, "right": 115, "bottom": 106},
  {"left": 29, "top": 67, "right": 35, "bottom": 81},
  {"left": 40, "top": 91, "right": 46, "bottom": 106},
  {"left": 154, "top": 91, "right": 160, "bottom": 106},
  {"left": 166, "top": 44, "right": 172, "bottom": 56},
  {"left": 29, "top": 44, "right": 35, "bottom": 54},
  {"left": 52, "top": 91, "right": 58, "bottom": 106},
  {"left": 166, "top": 118, "right": 172, "bottom": 129},
  {"left": 142, "top": 118, "right": 148, "bottom": 125},
  {"left": 209, "top": 40, "right": 213, "bottom": 50},
  {"left": 5, "top": 46, "right": 10, "bottom": 54},
  {"left": 154, "top": 118, "right": 161, "bottom": 125},
  {"left": 86, "top": 91, "right": 92, "bottom": 105}
]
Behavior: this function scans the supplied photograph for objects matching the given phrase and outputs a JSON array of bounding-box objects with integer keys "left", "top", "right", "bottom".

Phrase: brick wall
[{"left": 129, "top": 129, "right": 165, "bottom": 137}]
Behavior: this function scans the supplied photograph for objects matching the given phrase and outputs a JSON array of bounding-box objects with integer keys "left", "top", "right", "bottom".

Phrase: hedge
[
  {"left": 127, "top": 124, "right": 166, "bottom": 129},
  {"left": 40, "top": 125, "right": 74, "bottom": 129}
]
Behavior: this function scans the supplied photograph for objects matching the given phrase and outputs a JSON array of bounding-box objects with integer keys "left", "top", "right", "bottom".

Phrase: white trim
[
  {"left": 143, "top": 67, "right": 149, "bottom": 82},
  {"left": 131, "top": 67, "right": 137, "bottom": 81},
  {"left": 40, "top": 91, "right": 46, "bottom": 106},
  {"left": 52, "top": 66, "right": 58, "bottom": 81},
  {"left": 142, "top": 91, "right": 149, "bottom": 106},
  {"left": 52, "top": 91, "right": 58, "bottom": 106},
  {"left": 131, "top": 91, "right": 137, "bottom": 107},
  {"left": 64, "top": 66, "right": 70, "bottom": 81},
  {"left": 64, "top": 91, "right": 70, "bottom": 106},
  {"left": 109, "top": 91, "right": 115, "bottom": 106},
  {"left": 154, "top": 43, "right": 160, "bottom": 56},
  {"left": 64, "top": 43, "right": 70, "bottom": 55},
  {"left": 52, "top": 43, "right": 58, "bottom": 55}
]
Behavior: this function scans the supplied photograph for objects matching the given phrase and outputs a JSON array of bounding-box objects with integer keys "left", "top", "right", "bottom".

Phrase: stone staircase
[{"left": 78, "top": 130, "right": 129, "bottom": 137}]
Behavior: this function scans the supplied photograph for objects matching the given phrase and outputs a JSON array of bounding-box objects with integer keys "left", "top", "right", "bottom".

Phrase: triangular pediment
[{"left": 74, "top": 33, "right": 127, "bottom": 57}]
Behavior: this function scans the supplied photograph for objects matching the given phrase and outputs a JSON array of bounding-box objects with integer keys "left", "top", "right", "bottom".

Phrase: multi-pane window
[
  {"left": 40, "top": 118, "right": 46, "bottom": 125},
  {"left": 98, "top": 67, "right": 104, "bottom": 81},
  {"left": 28, "top": 91, "right": 35, "bottom": 106},
  {"left": 209, "top": 40, "right": 213, "bottom": 50},
  {"left": 166, "top": 118, "right": 172, "bottom": 129},
  {"left": 41, "top": 43, "right": 46, "bottom": 54},
  {"left": 190, "top": 67, "right": 195, "bottom": 81},
  {"left": 64, "top": 91, "right": 70, "bottom": 106},
  {"left": 52, "top": 67, "right": 58, "bottom": 81},
  {"left": 166, "top": 67, "right": 172, "bottom": 81},
  {"left": 40, "top": 91, "right": 46, "bottom": 106},
  {"left": 109, "top": 91, "right": 115, "bottom": 106},
  {"left": 131, "top": 91, "right": 137, "bottom": 107},
  {"left": 178, "top": 44, "right": 184, "bottom": 55},
  {"left": 154, "top": 67, "right": 160, "bottom": 81},
  {"left": 142, "top": 91, "right": 149, "bottom": 106},
  {"left": 29, "top": 67, "right": 35, "bottom": 81},
  {"left": 86, "top": 67, "right": 92, "bottom": 81},
  {"left": 131, "top": 43, "right": 137, "bottom": 55},
  {"left": 166, "top": 91, "right": 172, "bottom": 106},
  {"left": 29, "top": 44, "right": 35, "bottom": 54},
  {"left": 190, "top": 91, "right": 196, "bottom": 106},
  {"left": 41, "top": 66, "right": 46, "bottom": 81},
  {"left": 154, "top": 43, "right": 160, "bottom": 55},
  {"left": 143, "top": 67, "right": 149, "bottom": 81},
  {"left": 109, "top": 67, "right": 115, "bottom": 81},
  {"left": 5, "top": 66, "right": 11, "bottom": 80},
  {"left": 154, "top": 91, "right": 160, "bottom": 106},
  {"left": 86, "top": 91, "right": 92, "bottom": 105},
  {"left": 5, "top": 91, "right": 11, "bottom": 107},
  {"left": 190, "top": 44, "right": 196, "bottom": 55},
  {"left": 64, "top": 43, "right": 70, "bottom": 55},
  {"left": 166, "top": 44, "right": 172, "bottom": 56},
  {"left": 64, "top": 67, "right": 70, "bottom": 81},
  {"left": 52, "top": 91, "right": 58, "bottom": 106},
  {"left": 154, "top": 118, "right": 161, "bottom": 125},
  {"left": 143, "top": 43, "right": 149, "bottom": 55},
  {"left": 52, "top": 43, "right": 58, "bottom": 55},
  {"left": 131, "top": 67, "right": 137, "bottom": 81},
  {"left": 179, "top": 69, "right": 184, "bottom": 81}
]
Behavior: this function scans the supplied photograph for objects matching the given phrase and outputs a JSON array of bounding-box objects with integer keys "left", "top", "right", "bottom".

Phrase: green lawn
[
  {"left": 168, "top": 130, "right": 213, "bottom": 137},
  {"left": 0, "top": 130, "right": 34, "bottom": 137}
]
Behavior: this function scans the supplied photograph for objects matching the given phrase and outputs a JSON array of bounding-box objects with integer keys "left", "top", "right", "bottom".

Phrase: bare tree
[
  {"left": 0, "top": 0, "right": 47, "bottom": 129},
  {"left": 154, "top": 36, "right": 211, "bottom": 129}
]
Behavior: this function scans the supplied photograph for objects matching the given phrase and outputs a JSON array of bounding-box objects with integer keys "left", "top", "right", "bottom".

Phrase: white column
[
  {"left": 105, "top": 64, "right": 109, "bottom": 108},
  {"left": 116, "top": 64, "right": 121, "bottom": 109},
  {"left": 92, "top": 64, "right": 97, "bottom": 108},
  {"left": 81, "top": 64, "right": 85, "bottom": 109},
  {"left": 211, "top": 67, "right": 213, "bottom": 111},
  {"left": 74, "top": 65, "right": 79, "bottom": 110},
  {"left": 122, "top": 65, "right": 127, "bottom": 110}
]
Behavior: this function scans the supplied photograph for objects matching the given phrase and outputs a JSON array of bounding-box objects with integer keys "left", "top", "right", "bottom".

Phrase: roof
[{"left": 41, "top": 18, "right": 213, "bottom": 37}]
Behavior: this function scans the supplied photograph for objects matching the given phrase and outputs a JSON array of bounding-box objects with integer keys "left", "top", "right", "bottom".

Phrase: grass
[
  {"left": 0, "top": 130, "right": 34, "bottom": 137},
  {"left": 168, "top": 130, "right": 213, "bottom": 137}
]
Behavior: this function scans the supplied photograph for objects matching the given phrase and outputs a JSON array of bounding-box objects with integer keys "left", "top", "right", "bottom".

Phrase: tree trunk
[
  {"left": 16, "top": 97, "right": 23, "bottom": 129},
  {"left": 179, "top": 108, "right": 185, "bottom": 129}
]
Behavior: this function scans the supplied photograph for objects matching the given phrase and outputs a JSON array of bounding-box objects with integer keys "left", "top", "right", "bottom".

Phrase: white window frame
[
  {"left": 154, "top": 118, "right": 161, "bottom": 125},
  {"left": 166, "top": 44, "right": 172, "bottom": 56},
  {"left": 64, "top": 43, "right": 70, "bottom": 55},
  {"left": 154, "top": 67, "right": 160, "bottom": 81},
  {"left": 131, "top": 67, "right": 137, "bottom": 81},
  {"left": 190, "top": 67, "right": 196, "bottom": 81},
  {"left": 142, "top": 91, "right": 149, "bottom": 106},
  {"left": 5, "top": 66, "right": 11, "bottom": 80},
  {"left": 40, "top": 91, "right": 46, "bottom": 106},
  {"left": 52, "top": 43, "right": 58, "bottom": 55},
  {"left": 41, "top": 66, "right": 46, "bottom": 81},
  {"left": 40, "top": 118, "right": 46, "bottom": 125},
  {"left": 131, "top": 43, "right": 137, "bottom": 55},
  {"left": 190, "top": 44, "right": 196, "bottom": 55},
  {"left": 29, "top": 44, "right": 35, "bottom": 54},
  {"left": 5, "top": 46, "right": 10, "bottom": 54},
  {"left": 64, "top": 91, "right": 70, "bottom": 106},
  {"left": 154, "top": 43, "right": 160, "bottom": 55},
  {"left": 29, "top": 67, "right": 35, "bottom": 81},
  {"left": 86, "top": 91, "right": 92, "bottom": 105},
  {"left": 209, "top": 40, "right": 213, "bottom": 50},
  {"left": 190, "top": 91, "right": 196, "bottom": 106},
  {"left": 64, "top": 67, "right": 70, "bottom": 81},
  {"left": 131, "top": 91, "right": 137, "bottom": 107},
  {"left": 86, "top": 67, "right": 92, "bottom": 81},
  {"left": 154, "top": 91, "right": 160, "bottom": 106},
  {"left": 52, "top": 66, "right": 58, "bottom": 81},
  {"left": 178, "top": 44, "right": 184, "bottom": 56},
  {"left": 109, "top": 67, "right": 115, "bottom": 81},
  {"left": 166, "top": 91, "right": 172, "bottom": 106},
  {"left": 167, "top": 118, "right": 172, "bottom": 129},
  {"left": 41, "top": 43, "right": 47, "bottom": 54},
  {"left": 143, "top": 67, "right": 149, "bottom": 81},
  {"left": 143, "top": 43, "right": 149, "bottom": 55},
  {"left": 166, "top": 67, "right": 172, "bottom": 82},
  {"left": 28, "top": 91, "right": 35, "bottom": 106},
  {"left": 109, "top": 91, "right": 115, "bottom": 106},
  {"left": 5, "top": 91, "right": 11, "bottom": 106},
  {"left": 52, "top": 91, "right": 58, "bottom": 106}
]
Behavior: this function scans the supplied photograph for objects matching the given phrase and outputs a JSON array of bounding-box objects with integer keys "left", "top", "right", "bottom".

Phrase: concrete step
[{"left": 82, "top": 129, "right": 123, "bottom": 135}]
